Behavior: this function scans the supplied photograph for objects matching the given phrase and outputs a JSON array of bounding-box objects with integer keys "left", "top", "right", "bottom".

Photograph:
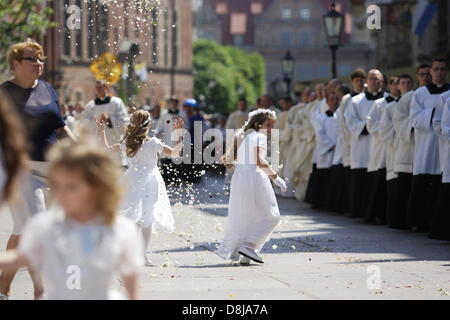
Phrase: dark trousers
[
  {"left": 386, "top": 173, "right": 412, "bottom": 229},
  {"left": 429, "top": 182, "right": 450, "bottom": 240},
  {"left": 326, "top": 164, "right": 348, "bottom": 214},
  {"left": 311, "top": 167, "right": 332, "bottom": 210},
  {"left": 349, "top": 168, "right": 370, "bottom": 218},
  {"left": 364, "top": 169, "right": 387, "bottom": 223},
  {"left": 406, "top": 174, "right": 441, "bottom": 231},
  {"left": 304, "top": 164, "right": 318, "bottom": 205}
]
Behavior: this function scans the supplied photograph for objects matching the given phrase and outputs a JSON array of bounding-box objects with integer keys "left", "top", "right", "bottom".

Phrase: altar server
[
  {"left": 344, "top": 69, "right": 386, "bottom": 218},
  {"left": 407, "top": 58, "right": 449, "bottom": 232},
  {"left": 365, "top": 77, "right": 399, "bottom": 223}
]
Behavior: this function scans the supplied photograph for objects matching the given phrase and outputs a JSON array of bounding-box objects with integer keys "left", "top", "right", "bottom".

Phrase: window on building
[
  {"left": 318, "top": 64, "right": 330, "bottom": 79},
  {"left": 230, "top": 13, "right": 247, "bottom": 34},
  {"left": 172, "top": 9, "right": 178, "bottom": 67},
  {"left": 163, "top": 9, "right": 169, "bottom": 66},
  {"left": 87, "top": 4, "right": 95, "bottom": 59},
  {"left": 338, "top": 64, "right": 352, "bottom": 77},
  {"left": 63, "top": 0, "right": 71, "bottom": 57},
  {"left": 297, "top": 64, "right": 314, "bottom": 81},
  {"left": 345, "top": 13, "right": 352, "bottom": 34},
  {"left": 151, "top": 8, "right": 158, "bottom": 65},
  {"left": 281, "top": 7, "right": 292, "bottom": 20},
  {"left": 300, "top": 8, "right": 311, "bottom": 21},
  {"left": 75, "top": 0, "right": 82, "bottom": 59},
  {"left": 299, "top": 30, "right": 313, "bottom": 47},
  {"left": 280, "top": 30, "right": 293, "bottom": 47},
  {"left": 98, "top": 3, "right": 108, "bottom": 55},
  {"left": 233, "top": 35, "right": 244, "bottom": 47},
  {"left": 251, "top": 2, "right": 263, "bottom": 14},
  {"left": 200, "top": 31, "right": 217, "bottom": 41},
  {"left": 216, "top": 2, "right": 227, "bottom": 14}
]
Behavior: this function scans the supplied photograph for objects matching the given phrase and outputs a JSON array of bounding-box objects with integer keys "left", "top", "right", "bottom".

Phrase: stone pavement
[{"left": 1, "top": 172, "right": 450, "bottom": 300}]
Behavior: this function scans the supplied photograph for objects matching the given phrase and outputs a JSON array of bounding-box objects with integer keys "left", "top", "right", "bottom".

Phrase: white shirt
[
  {"left": 314, "top": 111, "right": 338, "bottom": 169},
  {"left": 18, "top": 210, "right": 143, "bottom": 300},
  {"left": 345, "top": 91, "right": 387, "bottom": 169},
  {"left": 410, "top": 83, "right": 450, "bottom": 175},
  {"left": 392, "top": 90, "right": 415, "bottom": 174},
  {"left": 366, "top": 96, "right": 397, "bottom": 171},
  {"left": 82, "top": 96, "right": 130, "bottom": 143},
  {"left": 235, "top": 131, "right": 267, "bottom": 166},
  {"left": 440, "top": 95, "right": 450, "bottom": 183},
  {"left": 336, "top": 93, "right": 354, "bottom": 167},
  {"left": 379, "top": 100, "right": 399, "bottom": 181}
]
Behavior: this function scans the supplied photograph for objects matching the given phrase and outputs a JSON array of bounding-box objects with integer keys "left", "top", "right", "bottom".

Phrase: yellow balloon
[{"left": 89, "top": 53, "right": 123, "bottom": 85}]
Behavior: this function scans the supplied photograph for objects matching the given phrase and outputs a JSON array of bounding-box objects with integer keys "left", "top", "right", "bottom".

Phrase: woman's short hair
[{"left": 7, "top": 38, "right": 45, "bottom": 71}]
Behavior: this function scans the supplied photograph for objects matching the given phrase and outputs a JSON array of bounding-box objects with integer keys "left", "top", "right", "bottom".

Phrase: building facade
[
  {"left": 194, "top": 0, "right": 373, "bottom": 93},
  {"left": 43, "top": 0, "right": 193, "bottom": 106},
  {"left": 353, "top": 0, "right": 449, "bottom": 71}
]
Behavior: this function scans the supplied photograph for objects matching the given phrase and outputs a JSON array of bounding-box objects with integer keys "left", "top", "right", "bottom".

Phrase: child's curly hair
[
  {"left": 123, "top": 110, "right": 151, "bottom": 158},
  {"left": 47, "top": 132, "right": 124, "bottom": 225}
]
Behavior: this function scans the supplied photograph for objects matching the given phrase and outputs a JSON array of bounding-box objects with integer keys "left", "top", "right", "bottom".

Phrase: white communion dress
[
  {"left": 18, "top": 209, "right": 143, "bottom": 300},
  {"left": 120, "top": 137, "right": 175, "bottom": 232},
  {"left": 216, "top": 131, "right": 281, "bottom": 261}
]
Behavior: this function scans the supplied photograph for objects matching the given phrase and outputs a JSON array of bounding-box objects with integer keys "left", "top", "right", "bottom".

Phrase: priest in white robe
[
  {"left": 390, "top": 74, "right": 415, "bottom": 229},
  {"left": 82, "top": 80, "right": 129, "bottom": 165},
  {"left": 310, "top": 92, "right": 339, "bottom": 210},
  {"left": 365, "top": 77, "right": 399, "bottom": 223},
  {"left": 407, "top": 58, "right": 449, "bottom": 232},
  {"left": 334, "top": 70, "right": 367, "bottom": 215},
  {"left": 429, "top": 84, "right": 450, "bottom": 240},
  {"left": 293, "top": 90, "right": 317, "bottom": 202},
  {"left": 344, "top": 69, "right": 386, "bottom": 218}
]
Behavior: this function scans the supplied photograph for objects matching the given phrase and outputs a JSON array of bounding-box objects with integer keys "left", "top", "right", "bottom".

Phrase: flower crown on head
[{"left": 242, "top": 108, "right": 276, "bottom": 128}]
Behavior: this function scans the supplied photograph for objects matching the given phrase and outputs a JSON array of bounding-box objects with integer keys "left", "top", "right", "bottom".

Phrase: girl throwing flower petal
[
  {"left": 217, "top": 109, "right": 287, "bottom": 264},
  {"left": 96, "top": 110, "right": 184, "bottom": 266}
]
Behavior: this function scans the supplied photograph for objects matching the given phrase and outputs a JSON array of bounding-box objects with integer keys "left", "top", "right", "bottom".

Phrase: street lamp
[
  {"left": 281, "top": 51, "right": 295, "bottom": 97},
  {"left": 323, "top": 3, "right": 344, "bottom": 79}
]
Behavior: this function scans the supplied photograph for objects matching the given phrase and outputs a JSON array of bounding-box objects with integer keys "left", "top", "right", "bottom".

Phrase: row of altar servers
[{"left": 276, "top": 69, "right": 450, "bottom": 241}]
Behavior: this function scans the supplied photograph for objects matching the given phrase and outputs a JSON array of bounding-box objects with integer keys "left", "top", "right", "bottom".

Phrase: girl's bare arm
[
  {"left": 256, "top": 146, "right": 278, "bottom": 179},
  {"left": 96, "top": 117, "right": 121, "bottom": 153},
  {"left": 0, "top": 250, "right": 28, "bottom": 272}
]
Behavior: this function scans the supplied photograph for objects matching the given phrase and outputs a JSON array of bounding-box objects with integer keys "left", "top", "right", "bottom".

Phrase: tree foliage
[
  {"left": 0, "top": 0, "right": 57, "bottom": 69},
  {"left": 193, "top": 39, "right": 266, "bottom": 114}
]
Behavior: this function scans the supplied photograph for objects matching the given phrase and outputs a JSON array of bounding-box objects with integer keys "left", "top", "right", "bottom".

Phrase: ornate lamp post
[
  {"left": 281, "top": 51, "right": 295, "bottom": 97},
  {"left": 323, "top": 3, "right": 344, "bottom": 79}
]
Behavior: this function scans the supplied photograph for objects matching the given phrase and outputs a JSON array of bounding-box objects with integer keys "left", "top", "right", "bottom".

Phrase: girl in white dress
[
  {"left": 96, "top": 110, "right": 184, "bottom": 266},
  {"left": 218, "top": 109, "right": 287, "bottom": 264},
  {"left": 0, "top": 135, "right": 143, "bottom": 299}
]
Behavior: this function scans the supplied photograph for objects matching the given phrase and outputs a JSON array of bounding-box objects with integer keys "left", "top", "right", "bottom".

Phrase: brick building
[
  {"left": 43, "top": 0, "right": 193, "bottom": 106},
  {"left": 194, "top": 0, "right": 373, "bottom": 93}
]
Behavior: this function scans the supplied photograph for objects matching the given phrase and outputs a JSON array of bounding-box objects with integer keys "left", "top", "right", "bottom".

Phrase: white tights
[{"left": 140, "top": 224, "right": 153, "bottom": 257}]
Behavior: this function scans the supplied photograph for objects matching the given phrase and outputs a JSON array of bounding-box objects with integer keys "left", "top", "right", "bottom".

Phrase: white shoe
[
  {"left": 0, "top": 293, "right": 9, "bottom": 300},
  {"left": 144, "top": 256, "right": 155, "bottom": 267},
  {"left": 240, "top": 256, "right": 251, "bottom": 265},
  {"left": 238, "top": 247, "right": 264, "bottom": 264}
]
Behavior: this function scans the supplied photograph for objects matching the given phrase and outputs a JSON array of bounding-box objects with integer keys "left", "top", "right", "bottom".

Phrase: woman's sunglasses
[{"left": 19, "top": 57, "right": 46, "bottom": 64}]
